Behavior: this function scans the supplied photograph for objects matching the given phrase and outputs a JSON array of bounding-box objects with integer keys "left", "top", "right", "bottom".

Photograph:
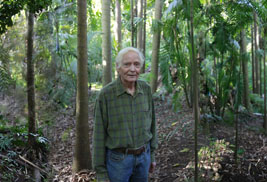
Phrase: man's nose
[{"left": 130, "top": 64, "right": 135, "bottom": 71}]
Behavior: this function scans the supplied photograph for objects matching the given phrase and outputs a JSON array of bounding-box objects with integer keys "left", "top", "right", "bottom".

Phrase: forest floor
[
  {"left": 47, "top": 92, "right": 267, "bottom": 182},
  {"left": 1, "top": 91, "right": 267, "bottom": 182}
]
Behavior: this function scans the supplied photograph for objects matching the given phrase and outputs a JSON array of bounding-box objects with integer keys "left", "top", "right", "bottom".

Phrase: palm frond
[{"left": 159, "top": 44, "right": 173, "bottom": 93}]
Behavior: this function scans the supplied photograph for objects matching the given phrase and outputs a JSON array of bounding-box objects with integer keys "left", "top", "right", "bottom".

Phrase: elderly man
[{"left": 93, "top": 47, "right": 158, "bottom": 182}]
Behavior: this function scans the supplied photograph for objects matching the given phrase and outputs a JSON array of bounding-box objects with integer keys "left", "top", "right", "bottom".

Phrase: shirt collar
[{"left": 116, "top": 77, "right": 144, "bottom": 97}]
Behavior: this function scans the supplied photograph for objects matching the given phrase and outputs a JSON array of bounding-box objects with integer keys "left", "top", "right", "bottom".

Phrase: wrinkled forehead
[{"left": 122, "top": 51, "right": 141, "bottom": 62}]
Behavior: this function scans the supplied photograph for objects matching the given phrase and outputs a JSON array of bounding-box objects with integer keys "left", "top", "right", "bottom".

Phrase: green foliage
[
  {"left": 0, "top": 65, "right": 14, "bottom": 92},
  {"left": 250, "top": 93, "right": 264, "bottom": 113},
  {"left": 0, "top": 134, "right": 12, "bottom": 151},
  {"left": 0, "top": 120, "right": 49, "bottom": 181},
  {"left": 248, "top": 0, "right": 267, "bottom": 26},
  {"left": 159, "top": 46, "right": 173, "bottom": 93},
  {"left": 0, "top": 0, "right": 52, "bottom": 34}
]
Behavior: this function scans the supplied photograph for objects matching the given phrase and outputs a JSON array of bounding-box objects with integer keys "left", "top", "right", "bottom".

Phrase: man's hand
[{"left": 149, "top": 162, "right": 156, "bottom": 173}]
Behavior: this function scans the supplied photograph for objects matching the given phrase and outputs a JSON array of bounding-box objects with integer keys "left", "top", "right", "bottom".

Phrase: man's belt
[{"left": 113, "top": 146, "right": 145, "bottom": 155}]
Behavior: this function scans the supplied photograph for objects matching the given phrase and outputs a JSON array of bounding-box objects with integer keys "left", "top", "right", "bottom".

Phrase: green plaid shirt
[{"left": 92, "top": 78, "right": 158, "bottom": 181}]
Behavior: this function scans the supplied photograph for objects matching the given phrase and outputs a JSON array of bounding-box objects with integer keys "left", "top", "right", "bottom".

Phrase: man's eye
[{"left": 135, "top": 63, "right": 141, "bottom": 67}]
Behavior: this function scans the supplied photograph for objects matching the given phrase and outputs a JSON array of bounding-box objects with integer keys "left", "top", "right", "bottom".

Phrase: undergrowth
[{"left": 0, "top": 116, "right": 49, "bottom": 181}]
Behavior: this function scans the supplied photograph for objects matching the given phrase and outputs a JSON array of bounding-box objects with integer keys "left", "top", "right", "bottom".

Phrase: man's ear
[{"left": 116, "top": 63, "right": 119, "bottom": 71}]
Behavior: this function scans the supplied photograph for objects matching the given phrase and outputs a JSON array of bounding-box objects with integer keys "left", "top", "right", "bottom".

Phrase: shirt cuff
[
  {"left": 150, "top": 151, "right": 156, "bottom": 163},
  {"left": 97, "top": 172, "right": 109, "bottom": 182}
]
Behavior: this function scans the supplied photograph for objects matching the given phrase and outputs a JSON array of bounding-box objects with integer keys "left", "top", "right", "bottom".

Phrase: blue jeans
[{"left": 106, "top": 144, "right": 151, "bottom": 182}]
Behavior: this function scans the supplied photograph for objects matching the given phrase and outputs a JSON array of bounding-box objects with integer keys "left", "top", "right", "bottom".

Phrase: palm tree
[
  {"left": 142, "top": 0, "right": 147, "bottom": 73},
  {"left": 264, "top": 28, "right": 266, "bottom": 133},
  {"left": 190, "top": 0, "right": 199, "bottom": 181},
  {"left": 150, "top": 0, "right": 162, "bottom": 93},
  {"left": 26, "top": 12, "right": 36, "bottom": 152},
  {"left": 73, "top": 0, "right": 92, "bottom": 172},
  {"left": 102, "top": 0, "right": 112, "bottom": 86},
  {"left": 241, "top": 29, "right": 250, "bottom": 110},
  {"left": 115, "top": 0, "right": 122, "bottom": 52},
  {"left": 137, "top": 0, "right": 143, "bottom": 53}
]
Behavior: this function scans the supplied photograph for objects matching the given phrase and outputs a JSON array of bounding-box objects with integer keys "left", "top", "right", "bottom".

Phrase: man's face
[{"left": 117, "top": 51, "right": 142, "bottom": 84}]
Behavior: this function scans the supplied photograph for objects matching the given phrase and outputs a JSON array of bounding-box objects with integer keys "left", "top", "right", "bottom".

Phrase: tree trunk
[
  {"left": 137, "top": 0, "right": 143, "bottom": 52},
  {"left": 26, "top": 11, "right": 41, "bottom": 182},
  {"left": 251, "top": 25, "right": 256, "bottom": 93},
  {"left": 73, "top": 0, "right": 92, "bottom": 172},
  {"left": 115, "top": 0, "right": 122, "bottom": 52},
  {"left": 142, "top": 0, "right": 147, "bottom": 73},
  {"left": 150, "top": 0, "right": 162, "bottom": 93},
  {"left": 190, "top": 0, "right": 199, "bottom": 181},
  {"left": 263, "top": 28, "right": 267, "bottom": 133},
  {"left": 102, "top": 0, "right": 112, "bottom": 86},
  {"left": 27, "top": 12, "right": 36, "bottom": 149},
  {"left": 131, "top": 0, "right": 134, "bottom": 47},
  {"left": 254, "top": 12, "right": 260, "bottom": 94},
  {"left": 259, "top": 30, "right": 263, "bottom": 96},
  {"left": 240, "top": 29, "right": 250, "bottom": 110}
]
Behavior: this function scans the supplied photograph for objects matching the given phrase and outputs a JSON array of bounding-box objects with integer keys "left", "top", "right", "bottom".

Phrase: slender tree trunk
[
  {"left": 234, "top": 90, "right": 239, "bottom": 164},
  {"left": 259, "top": 30, "right": 263, "bottom": 96},
  {"left": 73, "top": 0, "right": 92, "bottom": 172},
  {"left": 27, "top": 12, "right": 36, "bottom": 149},
  {"left": 234, "top": 60, "right": 242, "bottom": 164},
  {"left": 142, "top": 0, "right": 147, "bottom": 73},
  {"left": 150, "top": 0, "right": 162, "bottom": 93},
  {"left": 131, "top": 0, "right": 134, "bottom": 47},
  {"left": 137, "top": 0, "right": 143, "bottom": 52},
  {"left": 102, "top": 0, "right": 112, "bottom": 86},
  {"left": 115, "top": 0, "right": 122, "bottom": 52},
  {"left": 241, "top": 29, "right": 250, "bottom": 110},
  {"left": 190, "top": 0, "right": 199, "bottom": 181},
  {"left": 47, "top": 12, "right": 58, "bottom": 79},
  {"left": 263, "top": 28, "right": 267, "bottom": 133},
  {"left": 254, "top": 12, "right": 260, "bottom": 94},
  {"left": 26, "top": 11, "right": 41, "bottom": 181},
  {"left": 251, "top": 25, "right": 256, "bottom": 93},
  {"left": 187, "top": 20, "right": 193, "bottom": 108}
]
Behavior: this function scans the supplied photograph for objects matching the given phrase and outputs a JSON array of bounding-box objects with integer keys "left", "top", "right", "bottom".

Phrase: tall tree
[
  {"left": 190, "top": 0, "right": 199, "bottom": 181},
  {"left": 137, "top": 0, "right": 143, "bottom": 52},
  {"left": 142, "top": 0, "right": 147, "bottom": 73},
  {"left": 131, "top": 0, "right": 134, "bottom": 47},
  {"left": 240, "top": 29, "right": 250, "bottom": 110},
  {"left": 150, "top": 0, "right": 162, "bottom": 93},
  {"left": 264, "top": 28, "right": 267, "bottom": 133},
  {"left": 115, "top": 0, "right": 122, "bottom": 52},
  {"left": 254, "top": 11, "right": 260, "bottom": 94},
  {"left": 102, "top": 0, "right": 112, "bottom": 85},
  {"left": 73, "top": 0, "right": 91, "bottom": 172},
  {"left": 26, "top": 12, "right": 36, "bottom": 150},
  {"left": 251, "top": 25, "right": 256, "bottom": 93},
  {"left": 26, "top": 13, "right": 40, "bottom": 182}
]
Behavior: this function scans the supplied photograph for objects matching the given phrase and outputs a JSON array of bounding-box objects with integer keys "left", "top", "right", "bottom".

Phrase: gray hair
[{"left": 116, "top": 47, "right": 144, "bottom": 68}]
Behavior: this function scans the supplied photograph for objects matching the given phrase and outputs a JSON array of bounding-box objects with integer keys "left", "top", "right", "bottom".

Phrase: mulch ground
[
  {"left": 1, "top": 92, "right": 266, "bottom": 182},
  {"left": 48, "top": 95, "right": 267, "bottom": 182}
]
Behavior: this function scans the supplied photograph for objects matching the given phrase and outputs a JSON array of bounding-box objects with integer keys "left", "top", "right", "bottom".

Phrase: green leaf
[{"left": 180, "top": 148, "right": 190, "bottom": 153}]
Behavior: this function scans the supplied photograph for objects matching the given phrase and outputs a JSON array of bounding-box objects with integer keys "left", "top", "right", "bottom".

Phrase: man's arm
[{"left": 92, "top": 93, "right": 109, "bottom": 181}]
